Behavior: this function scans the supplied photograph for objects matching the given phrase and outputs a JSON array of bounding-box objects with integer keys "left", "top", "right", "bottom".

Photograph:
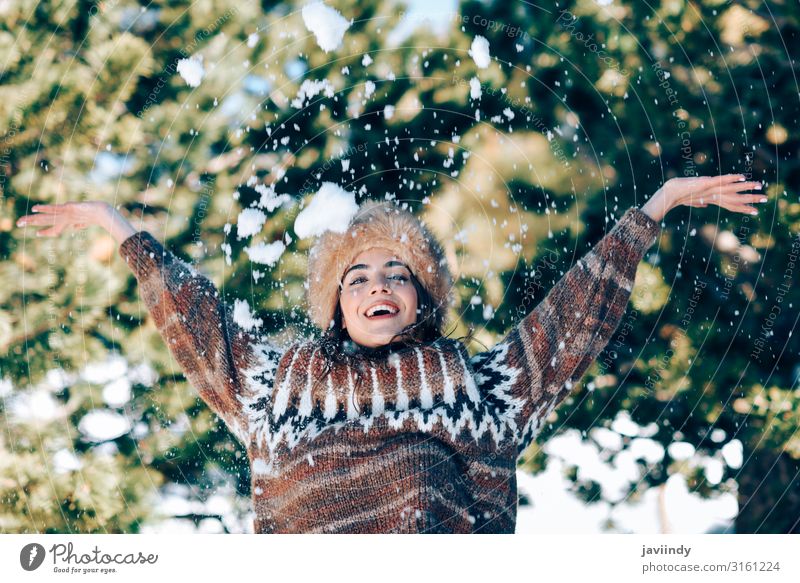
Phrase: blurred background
[{"left": 1, "top": 0, "right": 798, "bottom": 533}]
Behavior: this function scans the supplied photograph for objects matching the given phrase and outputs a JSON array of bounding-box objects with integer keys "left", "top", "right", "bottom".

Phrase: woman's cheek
[{"left": 343, "top": 297, "right": 357, "bottom": 319}]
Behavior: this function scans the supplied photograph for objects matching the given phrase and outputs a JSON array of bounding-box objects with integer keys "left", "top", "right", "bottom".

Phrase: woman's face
[{"left": 338, "top": 247, "right": 418, "bottom": 348}]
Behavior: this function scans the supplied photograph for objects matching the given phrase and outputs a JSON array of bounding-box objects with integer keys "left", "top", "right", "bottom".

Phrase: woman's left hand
[{"left": 641, "top": 174, "right": 766, "bottom": 222}]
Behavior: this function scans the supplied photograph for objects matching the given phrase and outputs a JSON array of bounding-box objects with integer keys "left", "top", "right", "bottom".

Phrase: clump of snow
[
  {"left": 177, "top": 56, "right": 205, "bottom": 87},
  {"left": 469, "top": 35, "right": 491, "bottom": 69},
  {"left": 233, "top": 299, "right": 264, "bottom": 331},
  {"left": 722, "top": 440, "right": 743, "bottom": 468},
  {"left": 294, "top": 182, "right": 358, "bottom": 238},
  {"left": 221, "top": 242, "right": 232, "bottom": 265},
  {"left": 301, "top": 2, "right": 352, "bottom": 53},
  {"left": 383, "top": 104, "right": 395, "bottom": 119},
  {"left": 361, "top": 54, "right": 372, "bottom": 67},
  {"left": 291, "top": 78, "right": 335, "bottom": 109},
  {"left": 82, "top": 354, "right": 127, "bottom": 384},
  {"left": 78, "top": 410, "right": 131, "bottom": 442},
  {"left": 611, "top": 411, "right": 641, "bottom": 436},
  {"left": 237, "top": 207, "right": 267, "bottom": 240},
  {"left": 364, "top": 80, "right": 376, "bottom": 98},
  {"left": 469, "top": 77, "right": 482, "bottom": 99},
  {"left": 254, "top": 184, "right": 292, "bottom": 211},
  {"left": 53, "top": 449, "right": 83, "bottom": 474},
  {"left": 9, "top": 389, "right": 59, "bottom": 422},
  {"left": 668, "top": 441, "right": 695, "bottom": 461},
  {"left": 515, "top": 43, "right": 523, "bottom": 53},
  {"left": 102, "top": 377, "right": 132, "bottom": 408},
  {"left": 128, "top": 362, "right": 157, "bottom": 387},
  {"left": 245, "top": 240, "right": 286, "bottom": 266},
  {"left": 247, "top": 33, "right": 259, "bottom": 48}
]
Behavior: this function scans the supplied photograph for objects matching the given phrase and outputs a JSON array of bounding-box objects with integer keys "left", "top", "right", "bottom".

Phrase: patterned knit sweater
[{"left": 119, "top": 206, "right": 661, "bottom": 533}]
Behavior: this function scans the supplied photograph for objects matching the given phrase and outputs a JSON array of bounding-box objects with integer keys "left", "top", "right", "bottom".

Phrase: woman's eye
[{"left": 348, "top": 274, "right": 407, "bottom": 285}]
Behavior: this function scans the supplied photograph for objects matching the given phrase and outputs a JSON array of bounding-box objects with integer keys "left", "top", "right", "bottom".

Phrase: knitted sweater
[{"left": 119, "top": 206, "right": 661, "bottom": 533}]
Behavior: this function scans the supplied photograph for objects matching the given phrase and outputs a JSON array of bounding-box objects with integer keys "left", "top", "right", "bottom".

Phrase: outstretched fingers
[
  {"left": 17, "top": 212, "right": 60, "bottom": 227},
  {"left": 709, "top": 192, "right": 767, "bottom": 215},
  {"left": 701, "top": 174, "right": 749, "bottom": 187},
  {"left": 695, "top": 178, "right": 766, "bottom": 215},
  {"left": 34, "top": 224, "right": 68, "bottom": 237},
  {"left": 17, "top": 204, "right": 77, "bottom": 237},
  {"left": 728, "top": 193, "right": 768, "bottom": 215},
  {"left": 721, "top": 180, "right": 762, "bottom": 192}
]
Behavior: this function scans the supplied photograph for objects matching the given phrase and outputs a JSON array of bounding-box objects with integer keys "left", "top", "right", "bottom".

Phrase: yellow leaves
[
  {"left": 0, "top": 29, "right": 24, "bottom": 71},
  {"left": 85, "top": 33, "right": 155, "bottom": 107},
  {"left": 748, "top": 232, "right": 775, "bottom": 250},
  {"left": 662, "top": 0, "right": 684, "bottom": 16},
  {"left": 0, "top": 309, "right": 11, "bottom": 349},
  {"left": 698, "top": 224, "right": 761, "bottom": 266},
  {"left": 720, "top": 4, "right": 770, "bottom": 47},
  {"left": 644, "top": 141, "right": 662, "bottom": 157},
  {"left": 736, "top": 385, "right": 798, "bottom": 417},
  {"left": 391, "top": 89, "right": 423, "bottom": 123},
  {"left": 785, "top": 436, "right": 800, "bottom": 459},
  {"left": 595, "top": 68, "right": 628, "bottom": 97},
  {"left": 766, "top": 123, "right": 788, "bottom": 145},
  {"left": 631, "top": 263, "right": 669, "bottom": 314},
  {"left": 90, "top": 234, "right": 117, "bottom": 263}
]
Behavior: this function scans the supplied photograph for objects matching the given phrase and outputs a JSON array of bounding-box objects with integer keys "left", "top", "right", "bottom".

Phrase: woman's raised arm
[
  {"left": 468, "top": 174, "right": 766, "bottom": 456},
  {"left": 16, "top": 201, "right": 287, "bottom": 445}
]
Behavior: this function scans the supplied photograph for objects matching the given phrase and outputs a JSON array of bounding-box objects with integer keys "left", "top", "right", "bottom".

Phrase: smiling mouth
[
  {"left": 366, "top": 311, "right": 399, "bottom": 320},
  {"left": 364, "top": 305, "right": 400, "bottom": 319}
]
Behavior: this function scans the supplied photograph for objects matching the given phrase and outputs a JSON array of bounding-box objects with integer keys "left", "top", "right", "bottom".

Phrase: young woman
[{"left": 16, "top": 174, "right": 765, "bottom": 533}]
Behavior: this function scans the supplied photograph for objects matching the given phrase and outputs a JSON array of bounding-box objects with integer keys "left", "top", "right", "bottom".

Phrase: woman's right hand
[
  {"left": 16, "top": 201, "right": 138, "bottom": 245},
  {"left": 641, "top": 174, "right": 765, "bottom": 222}
]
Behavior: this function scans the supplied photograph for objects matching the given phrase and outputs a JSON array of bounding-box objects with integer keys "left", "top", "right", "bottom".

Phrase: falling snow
[
  {"left": 301, "top": 1, "right": 352, "bottom": 53},
  {"left": 468, "top": 35, "right": 491, "bottom": 69},
  {"left": 176, "top": 56, "right": 205, "bottom": 87},
  {"left": 291, "top": 79, "right": 335, "bottom": 109},
  {"left": 294, "top": 182, "right": 359, "bottom": 238},
  {"left": 245, "top": 240, "right": 287, "bottom": 266},
  {"left": 233, "top": 299, "right": 264, "bottom": 331},
  {"left": 469, "top": 77, "right": 482, "bottom": 99},
  {"left": 236, "top": 207, "right": 267, "bottom": 240}
]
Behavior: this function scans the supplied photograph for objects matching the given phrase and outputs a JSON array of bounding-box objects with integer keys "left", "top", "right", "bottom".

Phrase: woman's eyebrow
[{"left": 343, "top": 260, "right": 409, "bottom": 278}]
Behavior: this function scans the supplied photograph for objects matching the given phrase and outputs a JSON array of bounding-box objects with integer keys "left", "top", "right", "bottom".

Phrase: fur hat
[{"left": 305, "top": 200, "right": 454, "bottom": 333}]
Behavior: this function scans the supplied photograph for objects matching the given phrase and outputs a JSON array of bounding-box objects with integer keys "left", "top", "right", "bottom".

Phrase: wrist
[
  {"left": 640, "top": 192, "right": 670, "bottom": 223},
  {"left": 103, "top": 205, "right": 137, "bottom": 245}
]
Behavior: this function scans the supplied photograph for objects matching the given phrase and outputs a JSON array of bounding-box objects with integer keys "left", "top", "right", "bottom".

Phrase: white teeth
[{"left": 366, "top": 304, "right": 399, "bottom": 317}]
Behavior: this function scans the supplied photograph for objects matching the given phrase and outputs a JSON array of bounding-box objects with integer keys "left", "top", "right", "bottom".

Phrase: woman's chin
[{"left": 351, "top": 325, "right": 407, "bottom": 347}]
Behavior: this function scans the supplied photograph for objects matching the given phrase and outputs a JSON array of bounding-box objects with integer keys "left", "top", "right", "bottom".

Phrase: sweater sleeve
[
  {"left": 468, "top": 207, "right": 661, "bottom": 455},
  {"left": 118, "top": 231, "right": 286, "bottom": 445}
]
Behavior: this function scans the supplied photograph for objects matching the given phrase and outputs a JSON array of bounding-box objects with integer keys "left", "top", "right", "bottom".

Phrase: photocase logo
[{"left": 19, "top": 543, "right": 46, "bottom": 571}]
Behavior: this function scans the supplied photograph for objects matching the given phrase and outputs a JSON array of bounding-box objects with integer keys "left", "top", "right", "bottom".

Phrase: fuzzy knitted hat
[{"left": 305, "top": 200, "right": 454, "bottom": 333}]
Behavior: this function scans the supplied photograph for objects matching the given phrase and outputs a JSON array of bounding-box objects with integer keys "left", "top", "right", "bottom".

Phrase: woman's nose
[{"left": 369, "top": 277, "right": 392, "bottom": 294}]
